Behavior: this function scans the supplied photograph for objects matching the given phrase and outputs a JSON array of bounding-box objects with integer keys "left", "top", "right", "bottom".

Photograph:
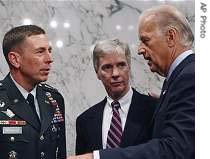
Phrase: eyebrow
[{"left": 35, "top": 46, "right": 52, "bottom": 51}]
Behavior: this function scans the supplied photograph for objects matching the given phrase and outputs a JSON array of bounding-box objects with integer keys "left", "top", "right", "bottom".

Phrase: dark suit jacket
[
  {"left": 76, "top": 88, "right": 157, "bottom": 155},
  {"left": 100, "top": 54, "right": 195, "bottom": 159},
  {"left": 0, "top": 74, "right": 66, "bottom": 159}
]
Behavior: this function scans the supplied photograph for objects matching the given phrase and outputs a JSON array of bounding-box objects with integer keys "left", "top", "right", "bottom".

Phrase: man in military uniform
[{"left": 0, "top": 25, "right": 66, "bottom": 159}]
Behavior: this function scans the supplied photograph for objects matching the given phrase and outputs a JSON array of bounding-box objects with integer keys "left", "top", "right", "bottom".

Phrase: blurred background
[{"left": 0, "top": 0, "right": 194, "bottom": 155}]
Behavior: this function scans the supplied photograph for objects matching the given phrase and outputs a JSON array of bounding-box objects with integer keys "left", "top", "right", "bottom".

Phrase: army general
[{"left": 0, "top": 25, "right": 66, "bottom": 159}]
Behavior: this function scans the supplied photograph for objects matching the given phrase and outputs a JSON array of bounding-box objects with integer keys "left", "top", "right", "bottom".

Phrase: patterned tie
[
  {"left": 27, "top": 93, "right": 41, "bottom": 126},
  {"left": 106, "top": 101, "right": 123, "bottom": 148}
]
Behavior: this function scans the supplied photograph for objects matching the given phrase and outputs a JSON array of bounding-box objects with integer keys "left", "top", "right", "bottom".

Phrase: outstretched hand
[{"left": 67, "top": 153, "right": 93, "bottom": 159}]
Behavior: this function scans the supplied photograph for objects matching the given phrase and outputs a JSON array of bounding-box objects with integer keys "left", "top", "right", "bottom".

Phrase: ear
[
  {"left": 166, "top": 28, "right": 177, "bottom": 47},
  {"left": 8, "top": 51, "right": 21, "bottom": 68}
]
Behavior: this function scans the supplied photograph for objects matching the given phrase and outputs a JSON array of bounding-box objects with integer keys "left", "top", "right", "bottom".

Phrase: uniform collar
[{"left": 10, "top": 74, "right": 37, "bottom": 99}]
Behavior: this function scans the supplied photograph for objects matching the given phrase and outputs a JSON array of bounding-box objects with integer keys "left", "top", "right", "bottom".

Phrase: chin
[
  {"left": 150, "top": 69, "right": 156, "bottom": 73},
  {"left": 112, "top": 88, "right": 126, "bottom": 95},
  {"left": 150, "top": 66, "right": 158, "bottom": 73},
  {"left": 39, "top": 76, "right": 49, "bottom": 82}
]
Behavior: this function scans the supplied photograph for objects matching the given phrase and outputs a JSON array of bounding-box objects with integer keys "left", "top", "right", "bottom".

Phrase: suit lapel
[
  {"left": 167, "top": 54, "right": 195, "bottom": 90},
  {"left": 2, "top": 74, "right": 40, "bottom": 131},
  {"left": 153, "top": 54, "right": 195, "bottom": 119},
  {"left": 36, "top": 86, "right": 54, "bottom": 134},
  {"left": 88, "top": 98, "right": 106, "bottom": 149},
  {"left": 120, "top": 89, "right": 145, "bottom": 146}
]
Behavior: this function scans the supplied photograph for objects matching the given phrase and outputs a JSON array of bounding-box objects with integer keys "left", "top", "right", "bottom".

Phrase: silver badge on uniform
[
  {"left": 3, "top": 127, "right": 22, "bottom": 134},
  {"left": 8, "top": 150, "right": 18, "bottom": 159},
  {"left": 52, "top": 125, "right": 57, "bottom": 132},
  {"left": 1, "top": 109, "right": 15, "bottom": 118},
  {"left": 45, "top": 92, "right": 51, "bottom": 97},
  {"left": 44, "top": 100, "right": 50, "bottom": 104},
  {"left": 13, "top": 99, "right": 19, "bottom": 103},
  {"left": 0, "top": 100, "right": 5, "bottom": 107}
]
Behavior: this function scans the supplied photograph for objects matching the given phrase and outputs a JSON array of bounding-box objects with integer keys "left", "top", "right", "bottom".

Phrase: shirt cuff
[{"left": 93, "top": 150, "right": 100, "bottom": 159}]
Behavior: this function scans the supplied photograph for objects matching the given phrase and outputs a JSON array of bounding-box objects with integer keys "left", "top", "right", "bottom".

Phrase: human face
[
  {"left": 96, "top": 53, "right": 130, "bottom": 100},
  {"left": 138, "top": 16, "right": 171, "bottom": 76},
  {"left": 17, "top": 34, "right": 53, "bottom": 86}
]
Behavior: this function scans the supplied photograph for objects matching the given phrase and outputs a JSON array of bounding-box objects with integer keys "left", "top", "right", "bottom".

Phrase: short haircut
[
  {"left": 139, "top": 5, "right": 194, "bottom": 47},
  {"left": 93, "top": 39, "right": 131, "bottom": 72},
  {"left": 2, "top": 25, "right": 45, "bottom": 65}
]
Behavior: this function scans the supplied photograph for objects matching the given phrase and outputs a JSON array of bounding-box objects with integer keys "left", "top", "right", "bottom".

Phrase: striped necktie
[{"left": 106, "top": 101, "right": 122, "bottom": 148}]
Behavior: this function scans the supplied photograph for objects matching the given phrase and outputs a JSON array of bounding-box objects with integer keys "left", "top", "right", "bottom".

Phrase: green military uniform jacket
[{"left": 0, "top": 74, "right": 66, "bottom": 159}]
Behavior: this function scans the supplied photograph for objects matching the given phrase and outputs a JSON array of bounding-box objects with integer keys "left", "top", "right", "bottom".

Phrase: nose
[
  {"left": 112, "top": 66, "right": 120, "bottom": 78},
  {"left": 137, "top": 43, "right": 146, "bottom": 56},
  {"left": 45, "top": 51, "right": 53, "bottom": 64},
  {"left": 138, "top": 48, "right": 146, "bottom": 56}
]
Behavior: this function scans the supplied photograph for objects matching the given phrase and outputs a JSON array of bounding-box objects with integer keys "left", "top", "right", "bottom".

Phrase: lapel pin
[
  {"left": 0, "top": 83, "right": 3, "bottom": 86},
  {"left": 163, "top": 90, "right": 167, "bottom": 95}
]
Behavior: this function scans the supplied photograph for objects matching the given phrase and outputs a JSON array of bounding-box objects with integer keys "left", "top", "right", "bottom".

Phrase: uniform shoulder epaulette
[{"left": 38, "top": 83, "right": 58, "bottom": 93}]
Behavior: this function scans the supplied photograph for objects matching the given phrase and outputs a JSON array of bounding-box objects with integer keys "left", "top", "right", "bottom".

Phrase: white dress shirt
[
  {"left": 94, "top": 87, "right": 133, "bottom": 159},
  {"left": 10, "top": 74, "right": 41, "bottom": 119},
  {"left": 102, "top": 87, "right": 133, "bottom": 148}
]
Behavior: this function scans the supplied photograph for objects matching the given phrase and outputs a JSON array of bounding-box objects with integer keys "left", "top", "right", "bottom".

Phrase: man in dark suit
[
  {"left": 68, "top": 4, "right": 194, "bottom": 159},
  {"left": 76, "top": 39, "right": 157, "bottom": 155},
  {"left": 0, "top": 25, "right": 66, "bottom": 159}
]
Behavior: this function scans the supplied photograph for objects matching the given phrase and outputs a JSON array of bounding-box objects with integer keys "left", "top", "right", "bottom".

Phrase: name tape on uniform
[{"left": 3, "top": 127, "right": 22, "bottom": 134}]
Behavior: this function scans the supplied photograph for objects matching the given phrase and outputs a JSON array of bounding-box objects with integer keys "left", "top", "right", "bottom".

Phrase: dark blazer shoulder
[
  {"left": 165, "top": 54, "right": 194, "bottom": 94},
  {"left": 77, "top": 97, "right": 106, "bottom": 121},
  {"left": 132, "top": 88, "right": 158, "bottom": 110},
  {"left": 179, "top": 55, "right": 194, "bottom": 76},
  {"left": 168, "top": 54, "right": 194, "bottom": 83}
]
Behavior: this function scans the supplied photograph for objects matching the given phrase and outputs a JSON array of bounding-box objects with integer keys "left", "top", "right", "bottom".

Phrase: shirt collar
[
  {"left": 167, "top": 49, "right": 194, "bottom": 80},
  {"left": 106, "top": 86, "right": 133, "bottom": 113},
  {"left": 10, "top": 74, "right": 37, "bottom": 99}
]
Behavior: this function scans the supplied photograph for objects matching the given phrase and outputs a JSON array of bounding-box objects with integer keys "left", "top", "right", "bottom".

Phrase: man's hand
[{"left": 67, "top": 153, "right": 93, "bottom": 159}]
